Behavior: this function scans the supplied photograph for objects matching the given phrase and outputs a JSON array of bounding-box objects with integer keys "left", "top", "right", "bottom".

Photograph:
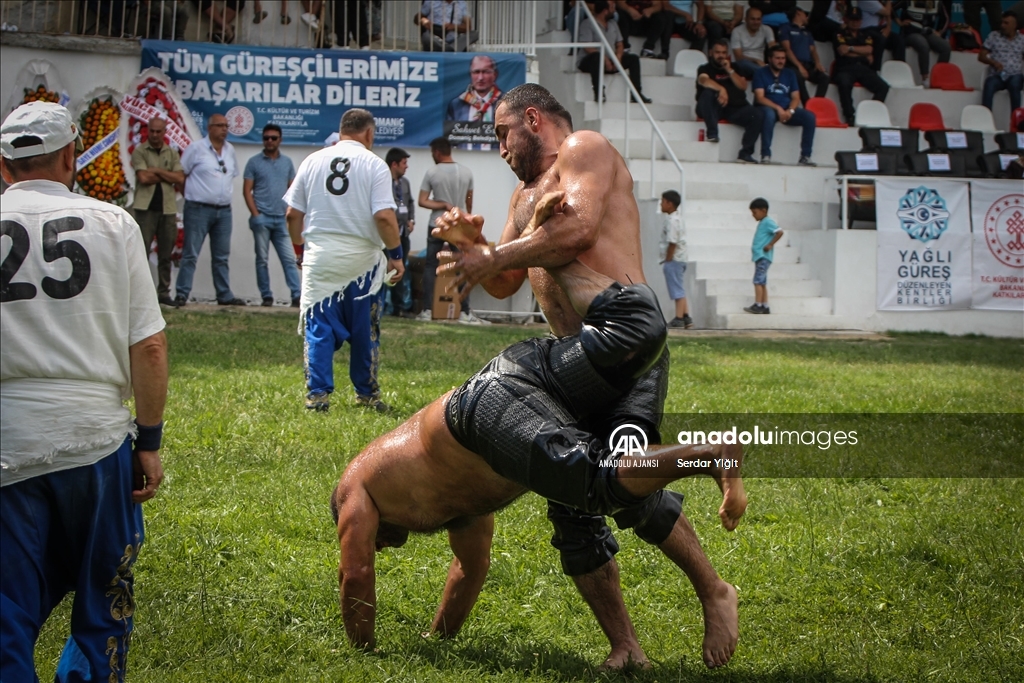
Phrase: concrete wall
[{"left": 1, "top": 38, "right": 528, "bottom": 312}]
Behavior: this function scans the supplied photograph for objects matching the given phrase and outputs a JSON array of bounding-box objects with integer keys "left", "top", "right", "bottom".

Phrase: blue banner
[{"left": 140, "top": 41, "right": 525, "bottom": 148}]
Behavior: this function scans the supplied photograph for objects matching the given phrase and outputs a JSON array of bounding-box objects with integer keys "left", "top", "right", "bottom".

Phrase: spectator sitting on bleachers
[
  {"left": 893, "top": 1, "right": 951, "bottom": 87},
  {"left": 978, "top": 11, "right": 1024, "bottom": 115},
  {"left": 779, "top": 5, "right": 830, "bottom": 103},
  {"left": 703, "top": 0, "right": 744, "bottom": 45},
  {"left": 577, "top": 1, "right": 653, "bottom": 102},
  {"left": 833, "top": 6, "right": 890, "bottom": 125},
  {"left": 753, "top": 45, "right": 817, "bottom": 165},
  {"left": 615, "top": 0, "right": 673, "bottom": 58},
  {"left": 859, "top": 1, "right": 906, "bottom": 71},
  {"left": 730, "top": 6, "right": 776, "bottom": 78},
  {"left": 809, "top": 0, "right": 847, "bottom": 45},
  {"left": 747, "top": 0, "right": 798, "bottom": 30},
  {"left": 417, "top": 0, "right": 478, "bottom": 52},
  {"left": 190, "top": 0, "right": 241, "bottom": 43},
  {"left": 663, "top": 0, "right": 708, "bottom": 54},
  {"left": 696, "top": 39, "right": 765, "bottom": 163}
]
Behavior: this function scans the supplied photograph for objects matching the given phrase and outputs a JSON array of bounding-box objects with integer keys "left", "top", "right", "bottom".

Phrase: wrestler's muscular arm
[
  {"left": 336, "top": 483, "right": 380, "bottom": 649},
  {"left": 430, "top": 514, "right": 495, "bottom": 637},
  {"left": 445, "top": 132, "right": 616, "bottom": 289}
]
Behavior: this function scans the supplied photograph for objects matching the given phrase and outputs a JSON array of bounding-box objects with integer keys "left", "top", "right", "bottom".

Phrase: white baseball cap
[{"left": 1, "top": 101, "right": 83, "bottom": 160}]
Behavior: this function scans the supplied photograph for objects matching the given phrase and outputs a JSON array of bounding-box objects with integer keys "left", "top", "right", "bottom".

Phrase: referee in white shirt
[
  {"left": 0, "top": 101, "right": 167, "bottom": 682},
  {"left": 175, "top": 113, "right": 245, "bottom": 306},
  {"left": 285, "top": 109, "right": 403, "bottom": 413}
]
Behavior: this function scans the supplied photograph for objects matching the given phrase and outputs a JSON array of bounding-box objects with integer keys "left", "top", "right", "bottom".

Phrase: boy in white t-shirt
[{"left": 659, "top": 190, "right": 693, "bottom": 329}]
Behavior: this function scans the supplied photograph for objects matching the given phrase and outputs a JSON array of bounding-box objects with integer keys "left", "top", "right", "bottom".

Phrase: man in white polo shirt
[
  {"left": 285, "top": 109, "right": 403, "bottom": 413},
  {"left": 0, "top": 101, "right": 168, "bottom": 683},
  {"left": 175, "top": 112, "right": 245, "bottom": 306}
]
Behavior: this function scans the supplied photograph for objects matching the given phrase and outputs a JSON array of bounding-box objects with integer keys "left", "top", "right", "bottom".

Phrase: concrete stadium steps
[
  {"left": 693, "top": 260, "right": 813, "bottom": 280},
  {"left": 583, "top": 100, "right": 691, "bottom": 121},
  {"left": 685, "top": 199, "right": 825, "bottom": 231},
  {"left": 703, "top": 278, "right": 823, "bottom": 298},
  {"left": 711, "top": 294, "right": 834, "bottom": 316},
  {"left": 573, "top": 73, "right": 696, "bottom": 105},
  {"left": 687, "top": 243, "right": 800, "bottom": 263},
  {"left": 719, "top": 312, "right": 858, "bottom": 330},
  {"left": 631, "top": 160, "right": 839, "bottom": 204}
]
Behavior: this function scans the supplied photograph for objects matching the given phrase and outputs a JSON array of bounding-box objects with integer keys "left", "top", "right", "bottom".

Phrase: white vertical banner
[
  {"left": 970, "top": 180, "right": 1024, "bottom": 311},
  {"left": 876, "top": 180, "right": 972, "bottom": 311}
]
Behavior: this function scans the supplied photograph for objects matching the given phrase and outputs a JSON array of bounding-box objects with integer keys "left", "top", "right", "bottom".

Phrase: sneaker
[
  {"left": 458, "top": 311, "right": 491, "bottom": 325},
  {"left": 261, "top": 297, "right": 274, "bottom": 307},
  {"left": 759, "top": 305, "right": 770, "bottom": 314},
  {"left": 656, "top": 52, "right": 670, "bottom": 60},
  {"left": 218, "top": 297, "right": 247, "bottom": 306},
  {"left": 174, "top": 295, "right": 187, "bottom": 307},
  {"left": 706, "top": 133, "right": 720, "bottom": 143},
  {"left": 737, "top": 153, "right": 759, "bottom": 164},
  {"left": 158, "top": 295, "right": 179, "bottom": 307},
  {"left": 280, "top": 13, "right": 292, "bottom": 24},
  {"left": 630, "top": 93, "right": 653, "bottom": 104},
  {"left": 668, "top": 317, "right": 688, "bottom": 328},
  {"left": 799, "top": 155, "right": 818, "bottom": 167},
  {"left": 253, "top": 9, "right": 268, "bottom": 23},
  {"left": 743, "top": 304, "right": 762, "bottom": 314},
  {"left": 300, "top": 12, "right": 319, "bottom": 30},
  {"left": 641, "top": 48, "right": 657, "bottom": 58},
  {"left": 291, "top": 297, "right": 301, "bottom": 308},
  {"left": 682, "top": 314, "right": 694, "bottom": 329},
  {"left": 416, "top": 309, "right": 433, "bottom": 321},
  {"left": 761, "top": 156, "right": 772, "bottom": 164},
  {"left": 357, "top": 395, "right": 392, "bottom": 413},
  {"left": 305, "top": 391, "right": 330, "bottom": 412}
]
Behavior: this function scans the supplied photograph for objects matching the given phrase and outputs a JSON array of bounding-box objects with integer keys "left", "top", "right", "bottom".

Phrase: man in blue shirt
[
  {"left": 777, "top": 6, "right": 829, "bottom": 103},
  {"left": 752, "top": 45, "right": 817, "bottom": 165},
  {"left": 243, "top": 123, "right": 300, "bottom": 308}
]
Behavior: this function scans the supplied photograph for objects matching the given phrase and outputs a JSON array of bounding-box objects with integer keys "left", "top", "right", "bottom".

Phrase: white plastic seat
[
  {"left": 672, "top": 49, "right": 707, "bottom": 77},
  {"left": 880, "top": 60, "right": 921, "bottom": 89},
  {"left": 960, "top": 104, "right": 998, "bottom": 132},
  {"left": 855, "top": 100, "right": 893, "bottom": 127}
]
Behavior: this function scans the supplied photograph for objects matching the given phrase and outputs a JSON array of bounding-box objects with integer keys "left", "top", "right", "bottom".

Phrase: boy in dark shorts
[{"left": 744, "top": 197, "right": 784, "bottom": 314}]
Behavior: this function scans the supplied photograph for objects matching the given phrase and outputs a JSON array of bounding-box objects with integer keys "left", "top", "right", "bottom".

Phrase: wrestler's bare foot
[
  {"left": 701, "top": 580, "right": 739, "bottom": 668},
  {"left": 597, "top": 645, "right": 651, "bottom": 672},
  {"left": 712, "top": 443, "right": 747, "bottom": 531}
]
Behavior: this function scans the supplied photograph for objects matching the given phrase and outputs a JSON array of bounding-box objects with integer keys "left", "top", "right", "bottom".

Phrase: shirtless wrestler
[
  {"left": 430, "top": 84, "right": 742, "bottom": 669},
  {"left": 332, "top": 191, "right": 748, "bottom": 670}
]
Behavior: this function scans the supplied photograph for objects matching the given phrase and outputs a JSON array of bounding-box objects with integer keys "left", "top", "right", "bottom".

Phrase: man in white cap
[{"left": 0, "top": 101, "right": 168, "bottom": 683}]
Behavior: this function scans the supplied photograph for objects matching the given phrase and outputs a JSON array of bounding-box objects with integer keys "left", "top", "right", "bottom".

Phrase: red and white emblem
[
  {"left": 984, "top": 194, "right": 1024, "bottom": 268},
  {"left": 225, "top": 106, "right": 255, "bottom": 136}
]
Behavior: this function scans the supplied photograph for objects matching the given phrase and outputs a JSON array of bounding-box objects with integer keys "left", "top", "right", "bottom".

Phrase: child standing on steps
[
  {"left": 744, "top": 197, "right": 783, "bottom": 314},
  {"left": 659, "top": 190, "right": 693, "bottom": 329}
]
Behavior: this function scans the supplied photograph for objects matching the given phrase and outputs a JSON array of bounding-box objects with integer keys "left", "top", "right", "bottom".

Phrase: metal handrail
[{"left": 576, "top": 2, "right": 685, "bottom": 201}]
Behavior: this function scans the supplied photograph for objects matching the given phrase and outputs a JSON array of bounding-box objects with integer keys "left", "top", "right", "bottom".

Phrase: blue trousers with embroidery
[
  {"left": 304, "top": 271, "right": 384, "bottom": 399},
  {"left": 0, "top": 437, "right": 144, "bottom": 683}
]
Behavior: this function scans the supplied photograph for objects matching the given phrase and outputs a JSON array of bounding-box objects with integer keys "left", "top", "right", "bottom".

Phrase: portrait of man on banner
[{"left": 444, "top": 55, "right": 504, "bottom": 150}]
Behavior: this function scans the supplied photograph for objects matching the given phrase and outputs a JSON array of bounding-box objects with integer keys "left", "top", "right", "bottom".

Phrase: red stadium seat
[
  {"left": 929, "top": 63, "right": 973, "bottom": 91},
  {"left": 909, "top": 103, "right": 946, "bottom": 131},
  {"left": 806, "top": 97, "right": 848, "bottom": 128},
  {"left": 1012, "top": 107, "right": 1024, "bottom": 133}
]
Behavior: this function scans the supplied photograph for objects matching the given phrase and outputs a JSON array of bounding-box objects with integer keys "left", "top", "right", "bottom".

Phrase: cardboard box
[{"left": 431, "top": 270, "right": 459, "bottom": 320}]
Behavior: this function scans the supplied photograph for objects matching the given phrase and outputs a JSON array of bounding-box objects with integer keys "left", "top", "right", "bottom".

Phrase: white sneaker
[
  {"left": 300, "top": 12, "right": 320, "bottom": 30},
  {"left": 416, "top": 310, "right": 432, "bottom": 321},
  {"left": 458, "top": 311, "right": 491, "bottom": 325}
]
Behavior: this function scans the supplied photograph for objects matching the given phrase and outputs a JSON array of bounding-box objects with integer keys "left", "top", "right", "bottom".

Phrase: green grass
[{"left": 35, "top": 312, "right": 1024, "bottom": 682}]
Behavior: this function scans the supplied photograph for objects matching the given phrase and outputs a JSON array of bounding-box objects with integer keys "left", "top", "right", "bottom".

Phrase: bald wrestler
[{"left": 332, "top": 192, "right": 747, "bottom": 670}]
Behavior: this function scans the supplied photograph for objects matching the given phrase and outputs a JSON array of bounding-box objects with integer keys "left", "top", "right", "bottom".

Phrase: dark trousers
[
  {"left": 674, "top": 19, "right": 706, "bottom": 52},
  {"left": 963, "top": 0, "right": 1003, "bottom": 34},
  {"left": 335, "top": 0, "right": 370, "bottom": 47},
  {"left": 578, "top": 51, "right": 643, "bottom": 101},
  {"left": 134, "top": 209, "right": 176, "bottom": 297},
  {"left": 617, "top": 9, "right": 672, "bottom": 52},
  {"left": 695, "top": 89, "right": 764, "bottom": 156},
  {"left": 795, "top": 61, "right": 831, "bottom": 103},
  {"left": 423, "top": 238, "right": 470, "bottom": 315},
  {"left": 811, "top": 18, "right": 842, "bottom": 44},
  {"left": 865, "top": 27, "right": 905, "bottom": 71},
  {"left": 390, "top": 232, "right": 413, "bottom": 314},
  {"left": 833, "top": 64, "right": 890, "bottom": 122}
]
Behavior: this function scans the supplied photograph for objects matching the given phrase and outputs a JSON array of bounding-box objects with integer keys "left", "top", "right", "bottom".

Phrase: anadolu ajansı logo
[
  {"left": 608, "top": 423, "right": 648, "bottom": 458},
  {"left": 896, "top": 186, "right": 950, "bottom": 243}
]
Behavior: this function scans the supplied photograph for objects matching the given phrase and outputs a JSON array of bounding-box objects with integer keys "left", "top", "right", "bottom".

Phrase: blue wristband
[
  {"left": 386, "top": 245, "right": 403, "bottom": 260},
  {"left": 134, "top": 420, "right": 163, "bottom": 451}
]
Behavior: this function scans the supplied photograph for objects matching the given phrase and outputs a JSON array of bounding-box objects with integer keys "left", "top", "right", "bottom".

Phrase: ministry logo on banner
[
  {"left": 970, "top": 180, "right": 1024, "bottom": 311},
  {"left": 876, "top": 180, "right": 971, "bottom": 311}
]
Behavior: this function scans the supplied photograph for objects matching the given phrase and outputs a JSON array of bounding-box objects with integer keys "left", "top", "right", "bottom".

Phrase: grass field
[{"left": 35, "top": 311, "right": 1024, "bottom": 682}]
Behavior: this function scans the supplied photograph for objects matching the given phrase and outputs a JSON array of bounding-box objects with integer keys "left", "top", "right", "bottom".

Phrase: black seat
[
  {"left": 994, "top": 132, "right": 1024, "bottom": 153},
  {"left": 859, "top": 127, "right": 918, "bottom": 175},
  {"left": 924, "top": 130, "right": 985, "bottom": 177},
  {"left": 904, "top": 152, "right": 968, "bottom": 176}
]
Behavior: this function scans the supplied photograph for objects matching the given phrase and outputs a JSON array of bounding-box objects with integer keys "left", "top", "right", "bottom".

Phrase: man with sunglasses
[
  {"left": 243, "top": 124, "right": 300, "bottom": 308},
  {"left": 175, "top": 113, "right": 245, "bottom": 306}
]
